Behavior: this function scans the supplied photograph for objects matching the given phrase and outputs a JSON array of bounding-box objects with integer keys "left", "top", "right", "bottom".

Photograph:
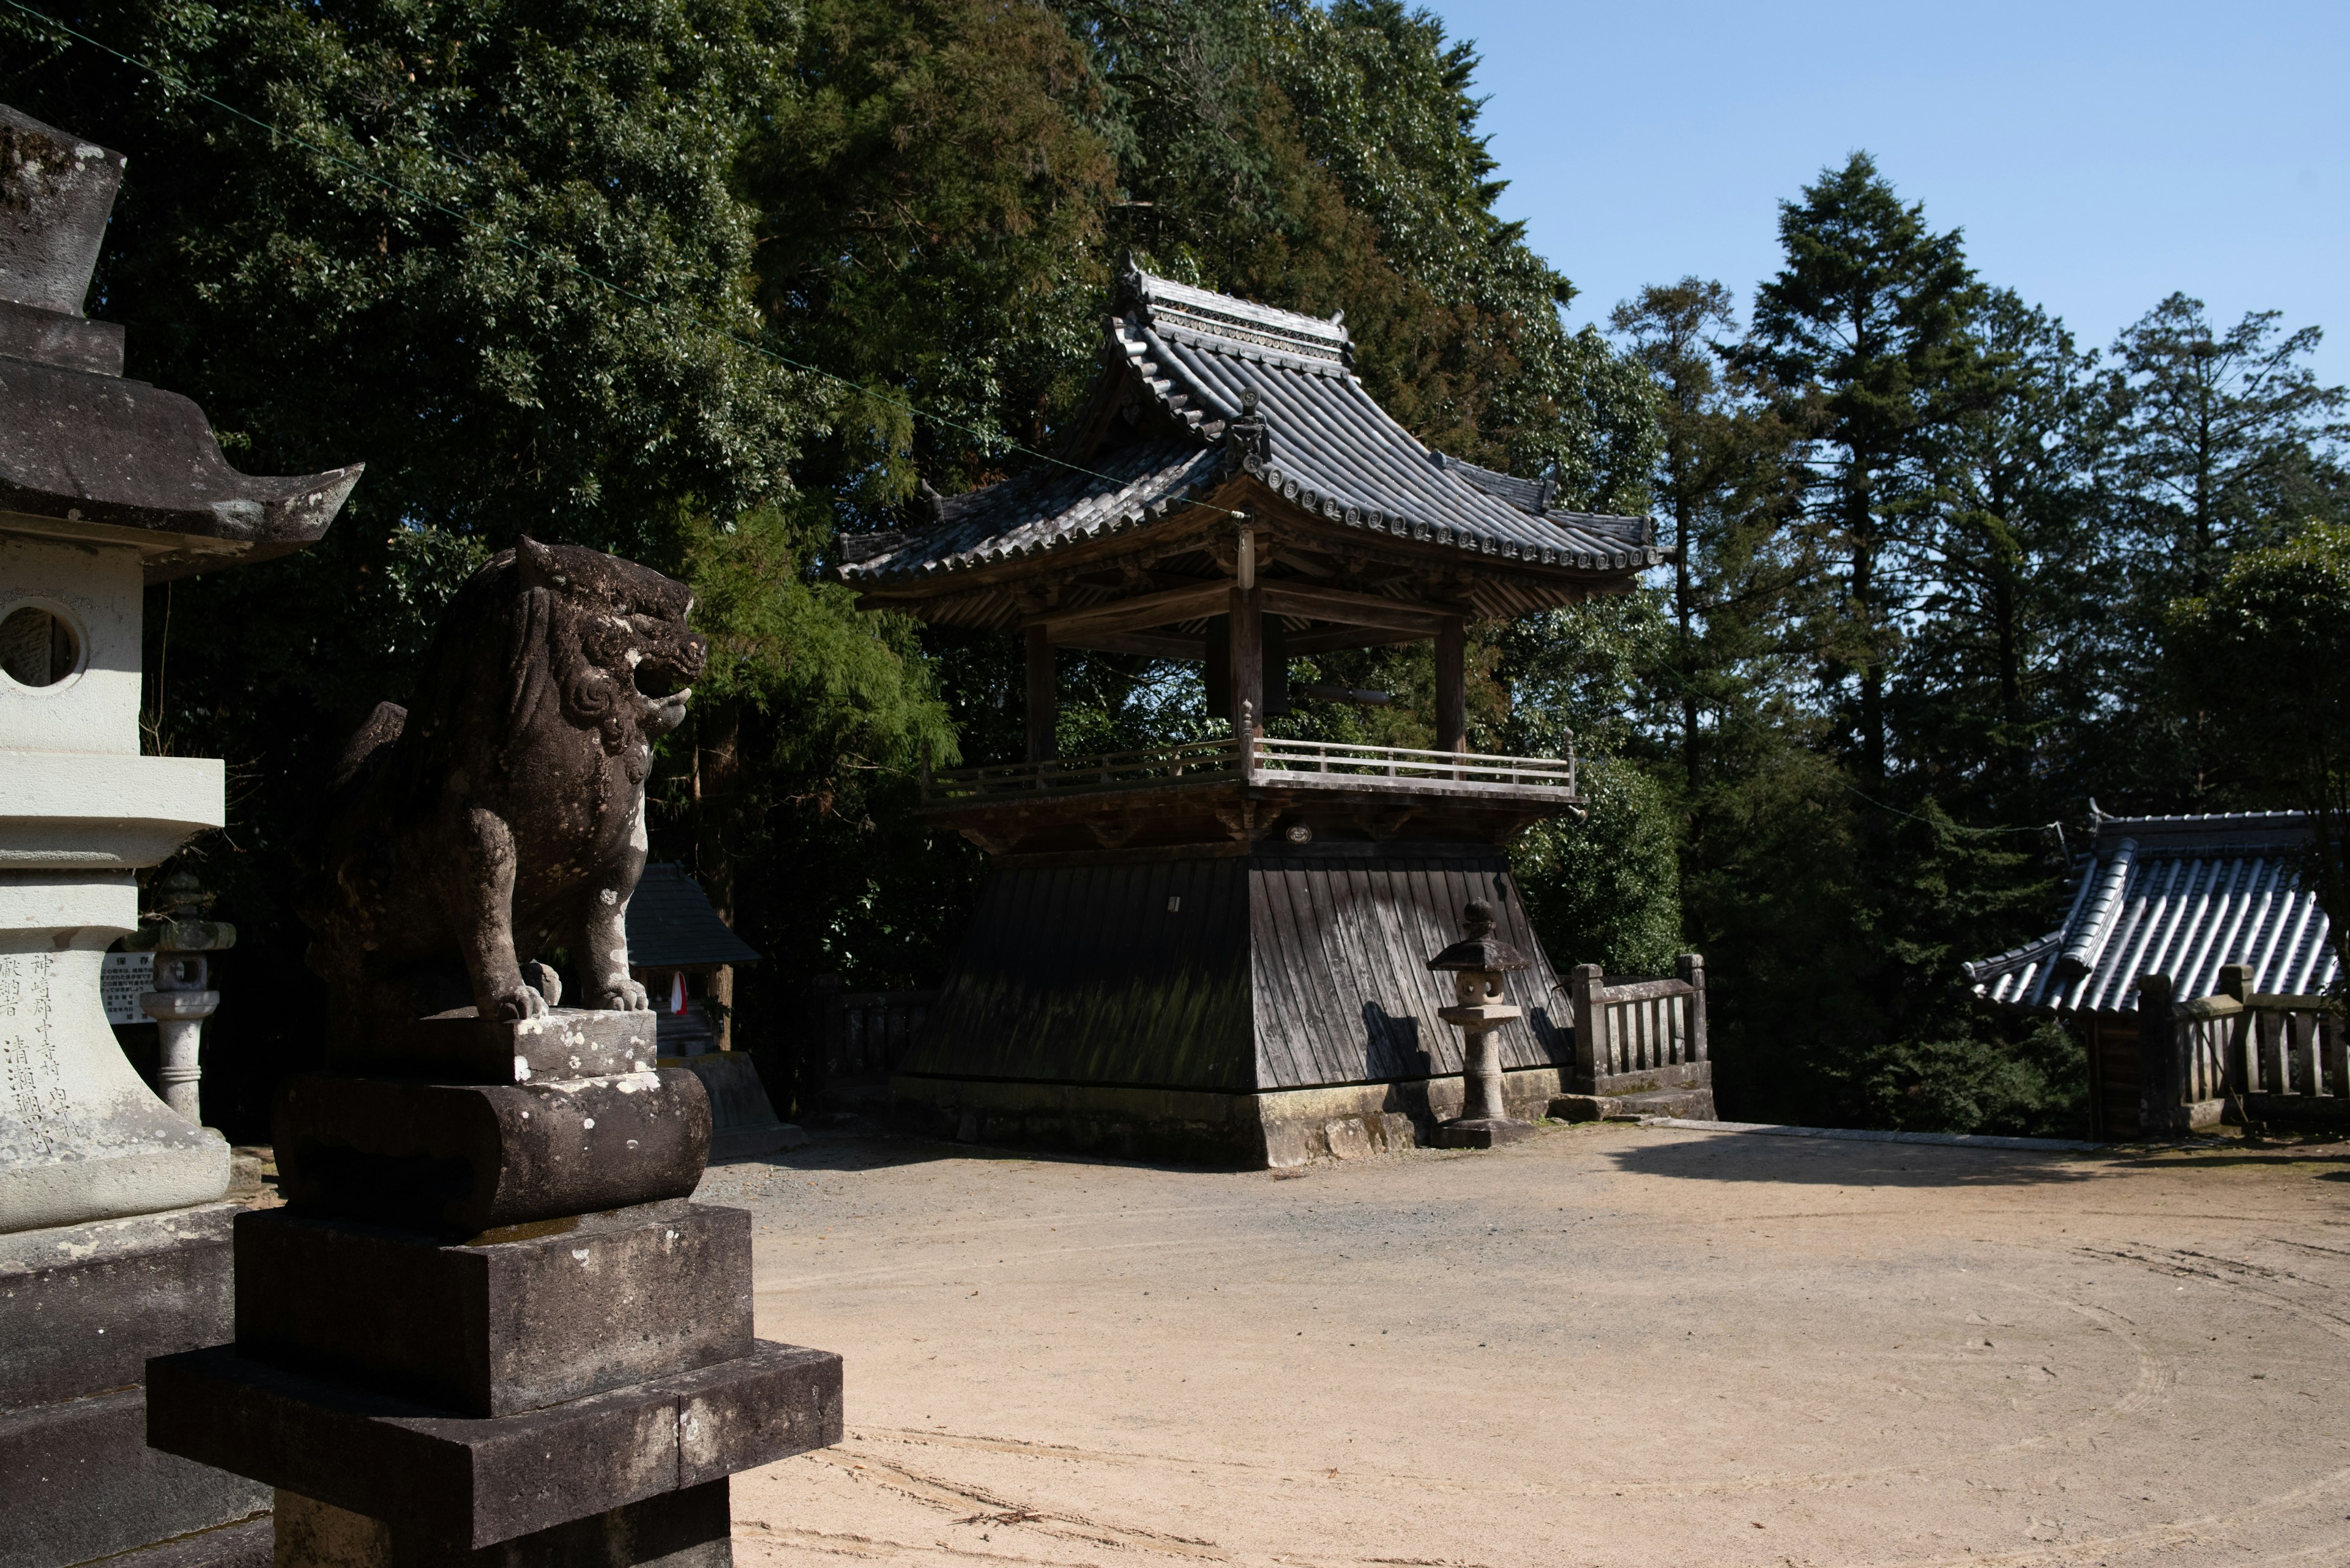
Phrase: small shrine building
[
  {"left": 840, "top": 266, "right": 1662, "bottom": 1165},
  {"left": 1965, "top": 808, "right": 2341, "bottom": 1139}
]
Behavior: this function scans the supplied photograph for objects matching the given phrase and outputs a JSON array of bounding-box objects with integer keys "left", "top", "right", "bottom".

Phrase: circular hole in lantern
[{"left": 0, "top": 603, "right": 82, "bottom": 689}]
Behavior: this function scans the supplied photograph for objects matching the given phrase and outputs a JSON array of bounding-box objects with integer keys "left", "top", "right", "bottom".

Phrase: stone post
[
  {"left": 0, "top": 101, "right": 360, "bottom": 1568},
  {"left": 1427, "top": 901, "right": 1536, "bottom": 1149}
]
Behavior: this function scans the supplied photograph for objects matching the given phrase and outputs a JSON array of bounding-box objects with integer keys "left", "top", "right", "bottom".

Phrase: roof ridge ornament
[{"left": 1222, "top": 386, "right": 1270, "bottom": 474}]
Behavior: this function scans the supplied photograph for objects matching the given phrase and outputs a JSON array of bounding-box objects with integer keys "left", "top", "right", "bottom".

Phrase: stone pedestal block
[
  {"left": 150, "top": 1044, "right": 840, "bottom": 1566},
  {"left": 273, "top": 1070, "right": 710, "bottom": 1236},
  {"left": 325, "top": 1009, "right": 662, "bottom": 1086},
  {"left": 233, "top": 1201, "right": 752, "bottom": 1416},
  {"left": 0, "top": 1206, "right": 270, "bottom": 1568},
  {"left": 1430, "top": 1116, "right": 1537, "bottom": 1149},
  {"left": 148, "top": 1342, "right": 840, "bottom": 1553},
  {"left": 272, "top": 1481, "right": 730, "bottom": 1568}
]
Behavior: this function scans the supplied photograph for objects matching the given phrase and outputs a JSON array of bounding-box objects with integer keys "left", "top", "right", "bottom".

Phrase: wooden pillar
[
  {"left": 1434, "top": 615, "right": 1466, "bottom": 753},
  {"left": 1228, "top": 586, "right": 1263, "bottom": 740},
  {"left": 2136, "top": 972, "right": 2179, "bottom": 1135},
  {"left": 711, "top": 963, "right": 733, "bottom": 1051},
  {"left": 1024, "top": 624, "right": 1056, "bottom": 764}
]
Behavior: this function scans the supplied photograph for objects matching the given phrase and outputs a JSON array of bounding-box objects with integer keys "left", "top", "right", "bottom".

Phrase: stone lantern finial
[{"left": 1427, "top": 901, "right": 1536, "bottom": 1149}]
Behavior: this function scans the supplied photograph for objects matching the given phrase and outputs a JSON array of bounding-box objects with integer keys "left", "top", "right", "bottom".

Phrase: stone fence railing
[
  {"left": 2139, "top": 964, "right": 2343, "bottom": 1133},
  {"left": 1565, "top": 955, "right": 1709, "bottom": 1098}
]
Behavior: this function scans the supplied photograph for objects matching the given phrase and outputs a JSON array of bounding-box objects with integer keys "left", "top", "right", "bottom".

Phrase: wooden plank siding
[
  {"left": 900, "top": 856, "right": 1256, "bottom": 1091},
  {"left": 895, "top": 843, "right": 1568, "bottom": 1096}
]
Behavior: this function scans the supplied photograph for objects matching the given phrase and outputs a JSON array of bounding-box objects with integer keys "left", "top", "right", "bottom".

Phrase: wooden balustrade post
[
  {"left": 1570, "top": 963, "right": 1605, "bottom": 1091},
  {"left": 1677, "top": 952, "right": 1707, "bottom": 1064},
  {"left": 2136, "top": 973, "right": 2182, "bottom": 1135}
]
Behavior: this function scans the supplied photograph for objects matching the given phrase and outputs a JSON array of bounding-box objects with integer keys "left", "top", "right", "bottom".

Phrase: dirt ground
[{"left": 697, "top": 1121, "right": 2350, "bottom": 1568}]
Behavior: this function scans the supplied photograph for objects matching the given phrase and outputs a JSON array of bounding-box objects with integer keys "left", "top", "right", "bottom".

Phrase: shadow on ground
[
  {"left": 732, "top": 1129, "right": 1236, "bottom": 1180},
  {"left": 1602, "top": 1128, "right": 2108, "bottom": 1188}
]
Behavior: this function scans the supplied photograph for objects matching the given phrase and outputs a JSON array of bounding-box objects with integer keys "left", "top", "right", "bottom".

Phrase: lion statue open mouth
[{"left": 300, "top": 537, "right": 707, "bottom": 1031}]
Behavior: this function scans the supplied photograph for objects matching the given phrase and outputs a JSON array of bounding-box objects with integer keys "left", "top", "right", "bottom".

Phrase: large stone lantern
[
  {"left": 0, "top": 102, "right": 359, "bottom": 1568},
  {"left": 1427, "top": 901, "right": 1537, "bottom": 1148}
]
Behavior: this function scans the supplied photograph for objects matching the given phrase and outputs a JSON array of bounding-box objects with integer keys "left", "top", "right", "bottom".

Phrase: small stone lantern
[
  {"left": 124, "top": 870, "right": 236, "bottom": 1124},
  {"left": 1427, "top": 900, "right": 1537, "bottom": 1148}
]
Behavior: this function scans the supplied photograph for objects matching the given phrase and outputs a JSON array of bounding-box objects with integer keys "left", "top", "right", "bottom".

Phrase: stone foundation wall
[{"left": 890, "top": 1067, "right": 1569, "bottom": 1170}]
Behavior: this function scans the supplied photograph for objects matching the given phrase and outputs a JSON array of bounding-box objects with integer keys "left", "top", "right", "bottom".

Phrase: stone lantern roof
[
  {"left": 0, "top": 104, "right": 362, "bottom": 581},
  {"left": 1427, "top": 900, "right": 1532, "bottom": 974}
]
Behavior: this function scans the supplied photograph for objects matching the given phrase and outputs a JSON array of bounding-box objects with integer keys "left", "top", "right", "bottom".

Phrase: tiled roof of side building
[
  {"left": 1963, "top": 810, "right": 2337, "bottom": 1013},
  {"left": 841, "top": 266, "right": 1657, "bottom": 584},
  {"left": 625, "top": 863, "right": 762, "bottom": 971}
]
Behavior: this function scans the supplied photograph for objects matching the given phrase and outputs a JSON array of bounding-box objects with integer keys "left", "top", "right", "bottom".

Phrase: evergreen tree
[
  {"left": 2168, "top": 522, "right": 2350, "bottom": 995},
  {"left": 2086, "top": 297, "right": 2347, "bottom": 807},
  {"left": 2098, "top": 296, "right": 2348, "bottom": 595},
  {"left": 1895, "top": 288, "right": 2096, "bottom": 818},
  {"left": 1739, "top": 152, "right": 1985, "bottom": 780},
  {"left": 1608, "top": 278, "right": 1809, "bottom": 788}
]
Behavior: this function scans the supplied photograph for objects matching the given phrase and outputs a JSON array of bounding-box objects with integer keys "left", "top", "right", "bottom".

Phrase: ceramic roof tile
[
  {"left": 1963, "top": 812, "right": 2337, "bottom": 1012},
  {"left": 841, "top": 267, "right": 1656, "bottom": 584}
]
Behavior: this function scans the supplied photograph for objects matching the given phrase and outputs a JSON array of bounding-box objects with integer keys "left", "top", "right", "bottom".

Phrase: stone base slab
[
  {"left": 1551, "top": 1084, "right": 1719, "bottom": 1122},
  {"left": 0, "top": 1202, "right": 236, "bottom": 1408},
  {"left": 890, "top": 1067, "right": 1569, "bottom": 1168},
  {"left": 147, "top": 1341, "right": 840, "bottom": 1552},
  {"left": 272, "top": 1071, "right": 711, "bottom": 1236},
  {"left": 0, "top": 1384, "right": 270, "bottom": 1568},
  {"left": 1432, "top": 1116, "right": 1537, "bottom": 1149},
  {"left": 1578, "top": 1059, "right": 1712, "bottom": 1097},
  {"left": 83, "top": 1515, "right": 272, "bottom": 1568},
  {"left": 273, "top": 1479, "right": 729, "bottom": 1568},
  {"left": 233, "top": 1201, "right": 752, "bottom": 1417}
]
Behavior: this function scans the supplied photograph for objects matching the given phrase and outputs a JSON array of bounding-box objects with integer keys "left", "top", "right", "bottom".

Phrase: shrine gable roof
[{"left": 838, "top": 267, "right": 1656, "bottom": 590}]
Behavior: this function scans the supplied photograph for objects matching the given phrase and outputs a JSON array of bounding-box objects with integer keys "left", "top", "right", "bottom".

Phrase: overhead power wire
[
  {"left": 0, "top": 0, "right": 1247, "bottom": 521},
  {"left": 1833, "top": 775, "right": 2062, "bottom": 844}
]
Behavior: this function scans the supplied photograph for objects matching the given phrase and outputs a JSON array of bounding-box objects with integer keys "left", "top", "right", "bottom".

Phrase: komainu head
[{"left": 509, "top": 535, "right": 707, "bottom": 747}]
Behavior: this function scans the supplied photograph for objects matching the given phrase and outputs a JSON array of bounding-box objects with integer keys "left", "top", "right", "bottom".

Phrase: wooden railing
[
  {"left": 1566, "top": 955, "right": 1709, "bottom": 1095},
  {"left": 2139, "top": 966, "right": 2344, "bottom": 1133},
  {"left": 923, "top": 737, "right": 1244, "bottom": 802},
  {"left": 922, "top": 734, "right": 1578, "bottom": 804}
]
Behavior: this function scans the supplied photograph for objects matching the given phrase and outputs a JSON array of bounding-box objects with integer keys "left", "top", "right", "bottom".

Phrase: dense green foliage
[
  {"left": 1610, "top": 158, "right": 2344, "bottom": 1136},
  {"left": 7, "top": 2, "right": 2340, "bottom": 1138}
]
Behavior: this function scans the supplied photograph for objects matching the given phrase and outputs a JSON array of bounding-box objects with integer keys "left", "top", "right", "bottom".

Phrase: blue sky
[{"left": 1416, "top": 0, "right": 2349, "bottom": 387}]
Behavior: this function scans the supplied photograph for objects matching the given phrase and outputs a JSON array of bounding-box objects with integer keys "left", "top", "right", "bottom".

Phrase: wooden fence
[
  {"left": 2139, "top": 965, "right": 2344, "bottom": 1133},
  {"left": 1565, "top": 955, "right": 1709, "bottom": 1097},
  {"left": 922, "top": 734, "right": 1578, "bottom": 804},
  {"left": 807, "top": 975, "right": 937, "bottom": 1078}
]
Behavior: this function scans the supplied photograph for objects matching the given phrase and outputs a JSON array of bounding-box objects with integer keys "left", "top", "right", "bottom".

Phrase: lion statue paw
[
  {"left": 487, "top": 979, "right": 554, "bottom": 1021},
  {"left": 593, "top": 976, "right": 652, "bottom": 1013}
]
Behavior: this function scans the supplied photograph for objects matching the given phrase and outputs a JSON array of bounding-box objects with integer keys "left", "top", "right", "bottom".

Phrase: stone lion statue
[{"left": 302, "top": 537, "right": 706, "bottom": 1028}]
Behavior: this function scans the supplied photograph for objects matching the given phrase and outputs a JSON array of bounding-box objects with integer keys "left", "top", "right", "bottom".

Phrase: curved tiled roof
[
  {"left": 625, "top": 863, "right": 761, "bottom": 970},
  {"left": 1964, "top": 812, "right": 2337, "bottom": 1013},
  {"left": 841, "top": 267, "right": 1655, "bottom": 585}
]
